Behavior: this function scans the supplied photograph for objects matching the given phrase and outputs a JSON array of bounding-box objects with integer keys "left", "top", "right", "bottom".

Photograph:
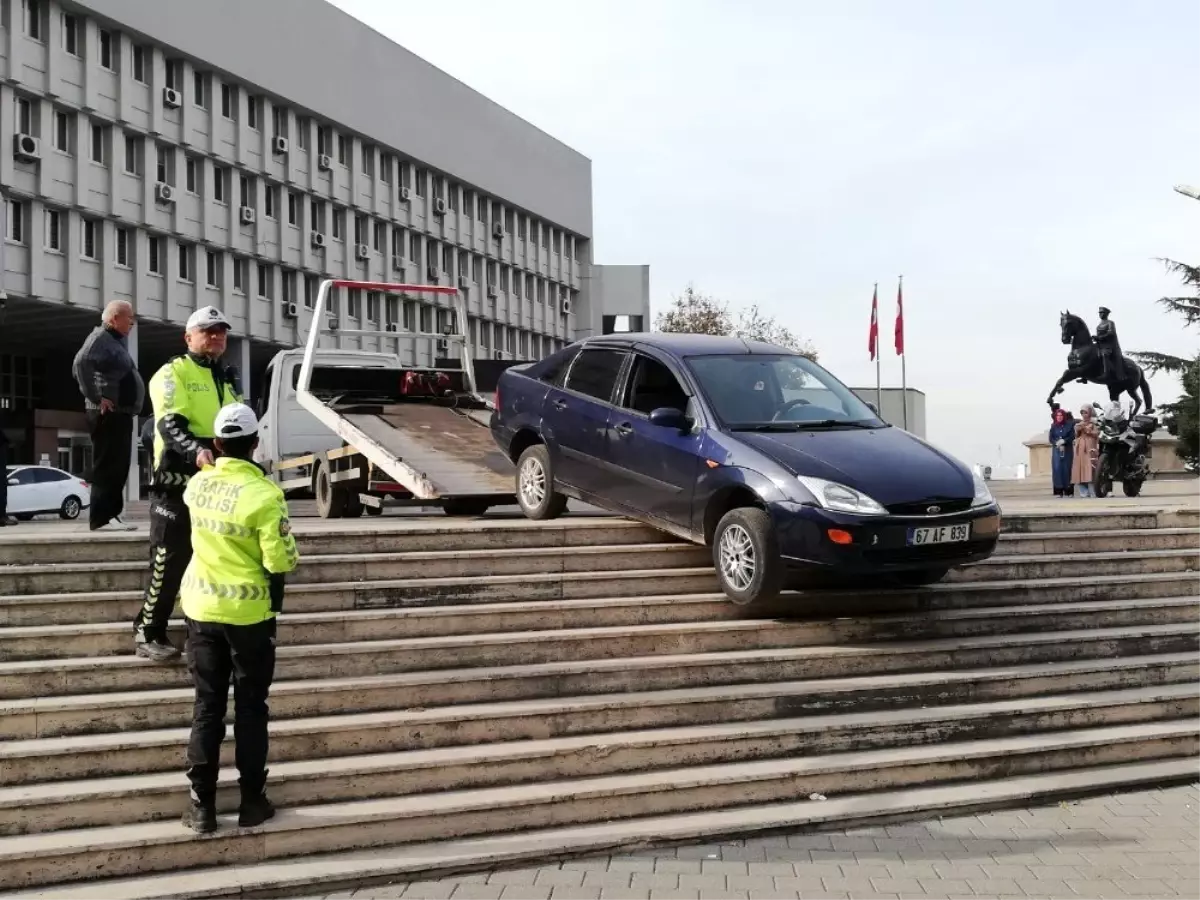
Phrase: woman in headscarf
[
  {"left": 1072, "top": 405, "right": 1099, "bottom": 497},
  {"left": 1049, "top": 407, "right": 1075, "bottom": 497}
]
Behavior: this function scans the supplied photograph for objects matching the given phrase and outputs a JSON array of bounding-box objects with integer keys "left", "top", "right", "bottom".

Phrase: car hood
[{"left": 734, "top": 426, "right": 973, "bottom": 506}]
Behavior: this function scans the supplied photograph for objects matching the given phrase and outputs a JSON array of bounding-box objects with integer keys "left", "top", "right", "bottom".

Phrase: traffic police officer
[
  {"left": 135, "top": 306, "right": 242, "bottom": 661},
  {"left": 180, "top": 403, "right": 298, "bottom": 833}
]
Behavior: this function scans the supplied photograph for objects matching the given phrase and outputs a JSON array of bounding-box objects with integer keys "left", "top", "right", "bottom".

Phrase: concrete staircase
[{"left": 0, "top": 507, "right": 1196, "bottom": 898}]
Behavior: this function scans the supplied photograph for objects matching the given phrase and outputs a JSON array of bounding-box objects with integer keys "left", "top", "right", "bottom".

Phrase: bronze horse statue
[{"left": 1047, "top": 310, "right": 1153, "bottom": 415}]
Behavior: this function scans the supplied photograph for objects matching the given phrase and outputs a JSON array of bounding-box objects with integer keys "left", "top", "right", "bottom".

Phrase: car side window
[
  {"left": 10, "top": 469, "right": 36, "bottom": 485},
  {"left": 564, "top": 349, "right": 626, "bottom": 403},
  {"left": 40, "top": 469, "right": 70, "bottom": 482},
  {"left": 538, "top": 347, "right": 581, "bottom": 387},
  {"left": 622, "top": 355, "right": 689, "bottom": 416}
]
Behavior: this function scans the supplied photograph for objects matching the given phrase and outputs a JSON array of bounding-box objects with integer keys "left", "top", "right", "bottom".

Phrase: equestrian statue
[{"left": 1047, "top": 306, "right": 1154, "bottom": 416}]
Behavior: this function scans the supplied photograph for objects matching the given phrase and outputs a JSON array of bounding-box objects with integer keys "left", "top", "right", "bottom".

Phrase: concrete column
[{"left": 124, "top": 322, "right": 141, "bottom": 504}]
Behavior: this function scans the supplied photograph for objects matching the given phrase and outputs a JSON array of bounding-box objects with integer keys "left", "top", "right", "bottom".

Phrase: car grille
[{"left": 885, "top": 498, "right": 973, "bottom": 516}]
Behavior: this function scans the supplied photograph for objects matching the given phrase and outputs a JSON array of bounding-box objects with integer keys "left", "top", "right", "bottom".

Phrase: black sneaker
[
  {"left": 135, "top": 637, "right": 181, "bottom": 662},
  {"left": 238, "top": 794, "right": 276, "bottom": 828},
  {"left": 182, "top": 800, "right": 217, "bottom": 834}
]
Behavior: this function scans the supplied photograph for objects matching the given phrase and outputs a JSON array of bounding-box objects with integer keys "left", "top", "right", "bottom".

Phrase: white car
[{"left": 4, "top": 466, "right": 91, "bottom": 520}]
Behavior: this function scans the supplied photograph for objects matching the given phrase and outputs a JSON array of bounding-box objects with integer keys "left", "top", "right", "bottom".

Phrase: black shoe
[
  {"left": 0, "top": 516, "right": 16, "bottom": 527},
  {"left": 238, "top": 793, "right": 276, "bottom": 828},
  {"left": 135, "top": 636, "right": 181, "bottom": 662},
  {"left": 182, "top": 800, "right": 217, "bottom": 834}
]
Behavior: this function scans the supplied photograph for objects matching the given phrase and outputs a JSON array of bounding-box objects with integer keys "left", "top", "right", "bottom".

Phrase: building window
[
  {"left": 257, "top": 263, "right": 271, "bottom": 298},
  {"left": 123, "top": 134, "right": 142, "bottom": 175},
  {"left": 297, "top": 117, "right": 309, "bottom": 150},
  {"left": 518, "top": 214, "right": 526, "bottom": 239},
  {"left": 24, "top": 0, "right": 44, "bottom": 41},
  {"left": 447, "top": 185, "right": 459, "bottom": 213},
  {"left": 52, "top": 108, "right": 72, "bottom": 153},
  {"left": 206, "top": 250, "right": 221, "bottom": 287},
  {"left": 114, "top": 227, "right": 129, "bottom": 266},
  {"left": 310, "top": 200, "right": 325, "bottom": 234},
  {"left": 403, "top": 301, "right": 416, "bottom": 331},
  {"left": 542, "top": 224, "right": 550, "bottom": 249},
  {"left": 264, "top": 185, "right": 278, "bottom": 220},
  {"left": 409, "top": 232, "right": 421, "bottom": 268},
  {"left": 61, "top": 13, "right": 79, "bottom": 56},
  {"left": 14, "top": 95, "right": 34, "bottom": 135},
  {"left": 415, "top": 169, "right": 426, "bottom": 198},
  {"left": 80, "top": 218, "right": 97, "bottom": 260},
  {"left": 392, "top": 228, "right": 404, "bottom": 262},
  {"left": 155, "top": 144, "right": 172, "bottom": 185},
  {"left": 366, "top": 291, "right": 380, "bottom": 323},
  {"left": 178, "top": 243, "right": 194, "bottom": 283},
  {"left": 5, "top": 200, "right": 26, "bottom": 245},
  {"left": 398, "top": 160, "right": 410, "bottom": 190},
  {"left": 304, "top": 274, "right": 318, "bottom": 309},
  {"left": 337, "top": 134, "right": 347, "bottom": 165},
  {"left": 353, "top": 214, "right": 365, "bottom": 246},
  {"left": 247, "top": 96, "right": 259, "bottom": 130},
  {"left": 442, "top": 243, "right": 453, "bottom": 273},
  {"left": 386, "top": 295, "right": 398, "bottom": 326},
  {"left": 233, "top": 257, "right": 247, "bottom": 293},
  {"left": 44, "top": 208, "right": 62, "bottom": 252},
  {"left": 332, "top": 207, "right": 345, "bottom": 241},
  {"left": 514, "top": 269, "right": 522, "bottom": 298},
  {"left": 239, "top": 174, "right": 252, "bottom": 208},
  {"left": 478, "top": 194, "right": 487, "bottom": 223},
  {"left": 473, "top": 255, "right": 483, "bottom": 284},
  {"left": 90, "top": 122, "right": 108, "bottom": 165},
  {"left": 361, "top": 144, "right": 373, "bottom": 176},
  {"left": 373, "top": 221, "right": 385, "bottom": 252},
  {"left": 500, "top": 266, "right": 509, "bottom": 293},
  {"left": 287, "top": 191, "right": 298, "bottom": 226},
  {"left": 193, "top": 70, "right": 208, "bottom": 109},
  {"left": 99, "top": 30, "right": 114, "bottom": 71},
  {"left": 272, "top": 105, "right": 287, "bottom": 139},
  {"left": 148, "top": 234, "right": 163, "bottom": 275},
  {"left": 317, "top": 126, "right": 331, "bottom": 157},
  {"left": 347, "top": 289, "right": 361, "bottom": 320},
  {"left": 164, "top": 59, "right": 181, "bottom": 92},
  {"left": 463, "top": 191, "right": 475, "bottom": 220},
  {"left": 505, "top": 210, "right": 514, "bottom": 234},
  {"left": 185, "top": 156, "right": 198, "bottom": 193},
  {"left": 132, "top": 45, "right": 146, "bottom": 83},
  {"left": 213, "top": 166, "right": 228, "bottom": 204},
  {"left": 380, "top": 154, "right": 392, "bottom": 184}
]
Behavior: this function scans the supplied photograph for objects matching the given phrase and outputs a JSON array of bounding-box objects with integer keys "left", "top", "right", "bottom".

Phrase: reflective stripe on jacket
[
  {"left": 148, "top": 354, "right": 241, "bottom": 491},
  {"left": 181, "top": 457, "right": 299, "bottom": 625}
]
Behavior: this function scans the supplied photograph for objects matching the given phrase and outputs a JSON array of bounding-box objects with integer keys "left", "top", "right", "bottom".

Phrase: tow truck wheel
[{"left": 314, "top": 461, "right": 345, "bottom": 519}]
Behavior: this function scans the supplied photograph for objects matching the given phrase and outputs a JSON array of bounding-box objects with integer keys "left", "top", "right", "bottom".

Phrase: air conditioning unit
[
  {"left": 433, "top": 197, "right": 447, "bottom": 216},
  {"left": 311, "top": 231, "right": 326, "bottom": 249},
  {"left": 12, "top": 133, "right": 40, "bottom": 162},
  {"left": 493, "top": 350, "right": 503, "bottom": 360},
  {"left": 561, "top": 296, "right": 572, "bottom": 315},
  {"left": 155, "top": 182, "right": 175, "bottom": 203},
  {"left": 458, "top": 275, "right": 468, "bottom": 289},
  {"left": 355, "top": 244, "right": 370, "bottom": 261},
  {"left": 272, "top": 136, "right": 289, "bottom": 155},
  {"left": 317, "top": 154, "right": 332, "bottom": 171},
  {"left": 398, "top": 186, "right": 411, "bottom": 202},
  {"left": 426, "top": 264, "right": 439, "bottom": 280},
  {"left": 392, "top": 259, "right": 405, "bottom": 275},
  {"left": 327, "top": 317, "right": 339, "bottom": 332},
  {"left": 436, "top": 338, "right": 448, "bottom": 353},
  {"left": 282, "top": 301, "right": 298, "bottom": 319},
  {"left": 385, "top": 322, "right": 399, "bottom": 333},
  {"left": 162, "top": 87, "right": 182, "bottom": 108},
  {"left": 486, "top": 285, "right": 498, "bottom": 299},
  {"left": 492, "top": 222, "right": 504, "bottom": 239},
  {"left": 239, "top": 206, "right": 256, "bottom": 225}
]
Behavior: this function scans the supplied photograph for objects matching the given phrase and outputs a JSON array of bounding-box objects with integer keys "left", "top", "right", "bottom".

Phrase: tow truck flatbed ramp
[{"left": 341, "top": 404, "right": 514, "bottom": 495}]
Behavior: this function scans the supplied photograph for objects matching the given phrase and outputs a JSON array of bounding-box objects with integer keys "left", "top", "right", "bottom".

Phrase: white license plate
[{"left": 907, "top": 523, "right": 970, "bottom": 546}]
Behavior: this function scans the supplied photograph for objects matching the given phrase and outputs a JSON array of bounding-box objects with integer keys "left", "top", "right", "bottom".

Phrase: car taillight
[{"left": 80, "top": 481, "right": 89, "bottom": 488}]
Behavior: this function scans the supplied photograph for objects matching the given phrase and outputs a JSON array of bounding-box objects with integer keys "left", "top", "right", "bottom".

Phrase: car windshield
[{"left": 686, "top": 354, "right": 885, "bottom": 429}]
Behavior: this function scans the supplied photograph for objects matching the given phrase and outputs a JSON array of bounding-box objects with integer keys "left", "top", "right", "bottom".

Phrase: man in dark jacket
[
  {"left": 0, "top": 404, "right": 14, "bottom": 527},
  {"left": 73, "top": 301, "right": 144, "bottom": 532}
]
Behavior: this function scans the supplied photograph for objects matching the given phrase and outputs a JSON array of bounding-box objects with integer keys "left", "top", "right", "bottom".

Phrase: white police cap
[
  {"left": 213, "top": 403, "right": 259, "bottom": 439},
  {"left": 185, "top": 306, "right": 231, "bottom": 331}
]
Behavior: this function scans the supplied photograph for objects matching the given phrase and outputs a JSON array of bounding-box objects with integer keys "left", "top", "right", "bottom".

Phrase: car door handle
[
  {"left": 614, "top": 422, "right": 633, "bottom": 436},
  {"left": 552, "top": 398, "right": 567, "bottom": 410}
]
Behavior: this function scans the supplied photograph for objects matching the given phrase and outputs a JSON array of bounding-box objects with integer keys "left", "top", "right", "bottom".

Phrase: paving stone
[
  {"left": 548, "top": 888, "right": 602, "bottom": 900},
  {"left": 449, "top": 886, "right": 504, "bottom": 900},
  {"left": 965, "top": 878, "right": 1026, "bottom": 896},
  {"left": 500, "top": 888, "right": 552, "bottom": 900},
  {"left": 533, "top": 870, "right": 587, "bottom": 888}
]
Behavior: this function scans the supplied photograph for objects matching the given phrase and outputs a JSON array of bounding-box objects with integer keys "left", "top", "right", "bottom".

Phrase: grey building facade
[{"left": 0, "top": 0, "right": 649, "bottom": 472}]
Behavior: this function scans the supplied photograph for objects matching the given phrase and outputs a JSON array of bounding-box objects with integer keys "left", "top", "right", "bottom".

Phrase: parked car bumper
[{"left": 769, "top": 501, "right": 1002, "bottom": 573}]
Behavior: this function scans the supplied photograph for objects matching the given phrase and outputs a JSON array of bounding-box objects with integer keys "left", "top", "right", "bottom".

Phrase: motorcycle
[{"left": 1091, "top": 401, "right": 1156, "bottom": 498}]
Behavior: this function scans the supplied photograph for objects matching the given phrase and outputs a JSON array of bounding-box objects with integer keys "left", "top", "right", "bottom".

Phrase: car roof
[{"left": 578, "top": 332, "right": 787, "bottom": 357}]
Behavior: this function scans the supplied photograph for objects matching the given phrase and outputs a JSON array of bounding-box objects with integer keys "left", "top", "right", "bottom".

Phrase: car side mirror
[
  {"left": 649, "top": 407, "right": 689, "bottom": 430},
  {"left": 866, "top": 402, "right": 879, "bottom": 415},
  {"left": 6, "top": 479, "right": 16, "bottom": 487}
]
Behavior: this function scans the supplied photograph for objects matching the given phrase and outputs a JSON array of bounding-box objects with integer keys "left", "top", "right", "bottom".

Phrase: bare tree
[{"left": 655, "top": 285, "right": 817, "bottom": 360}]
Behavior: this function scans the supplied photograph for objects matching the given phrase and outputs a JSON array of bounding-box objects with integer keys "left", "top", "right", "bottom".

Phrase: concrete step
[
  {"left": 993, "top": 526, "right": 1199, "bottom": 556},
  {"left": 999, "top": 507, "right": 1197, "bottom": 534},
  {"left": 10, "top": 752, "right": 1195, "bottom": 900},
  {"left": 0, "top": 566, "right": 722, "bottom": 628},
  {"left": 0, "top": 518, "right": 673, "bottom": 566},
  {"left": 2, "top": 595, "right": 1194, "bottom": 700},
  {"left": 3, "top": 655, "right": 1195, "bottom": 787},
  {"left": 0, "top": 720, "right": 1194, "bottom": 892},
  {"left": 2, "top": 684, "right": 1191, "bottom": 836},
  {"left": 952, "top": 548, "right": 1199, "bottom": 583},
  {"left": 0, "top": 543, "right": 713, "bottom": 595},
  {"left": 5, "top": 623, "right": 1194, "bottom": 739}
]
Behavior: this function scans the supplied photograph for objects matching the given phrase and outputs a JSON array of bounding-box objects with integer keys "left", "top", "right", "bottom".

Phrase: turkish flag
[
  {"left": 868, "top": 286, "right": 879, "bottom": 361},
  {"left": 894, "top": 280, "right": 905, "bottom": 356}
]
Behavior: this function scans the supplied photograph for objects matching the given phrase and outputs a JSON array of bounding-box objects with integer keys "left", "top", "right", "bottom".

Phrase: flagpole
[
  {"left": 873, "top": 283, "right": 881, "bottom": 413},
  {"left": 899, "top": 275, "right": 908, "bottom": 430}
]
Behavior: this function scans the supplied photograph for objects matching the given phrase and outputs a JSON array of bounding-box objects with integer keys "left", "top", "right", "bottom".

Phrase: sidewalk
[{"left": 310, "top": 784, "right": 1200, "bottom": 899}]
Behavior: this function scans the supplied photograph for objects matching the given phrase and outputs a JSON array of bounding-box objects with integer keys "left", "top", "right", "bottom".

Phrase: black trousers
[
  {"left": 0, "top": 442, "right": 8, "bottom": 518},
  {"left": 86, "top": 410, "right": 133, "bottom": 529},
  {"left": 185, "top": 616, "right": 276, "bottom": 805},
  {"left": 134, "top": 490, "right": 191, "bottom": 643}
]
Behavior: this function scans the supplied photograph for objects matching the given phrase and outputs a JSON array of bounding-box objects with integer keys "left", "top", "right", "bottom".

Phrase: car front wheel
[
  {"left": 712, "top": 507, "right": 783, "bottom": 612},
  {"left": 60, "top": 495, "right": 82, "bottom": 520},
  {"left": 515, "top": 444, "right": 567, "bottom": 520}
]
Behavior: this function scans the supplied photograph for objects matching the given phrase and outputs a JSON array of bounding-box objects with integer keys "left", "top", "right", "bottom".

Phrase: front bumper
[{"left": 770, "top": 500, "right": 1002, "bottom": 573}]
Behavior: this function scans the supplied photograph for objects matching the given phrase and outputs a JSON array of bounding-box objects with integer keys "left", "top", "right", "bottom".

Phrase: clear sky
[{"left": 331, "top": 0, "right": 1197, "bottom": 468}]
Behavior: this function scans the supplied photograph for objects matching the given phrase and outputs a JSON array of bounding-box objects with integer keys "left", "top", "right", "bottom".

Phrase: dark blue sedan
[{"left": 490, "top": 333, "right": 1002, "bottom": 609}]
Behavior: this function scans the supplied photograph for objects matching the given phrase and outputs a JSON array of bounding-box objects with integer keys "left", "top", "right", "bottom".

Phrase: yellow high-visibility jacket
[
  {"left": 149, "top": 354, "right": 242, "bottom": 491},
  {"left": 181, "top": 457, "right": 299, "bottom": 625}
]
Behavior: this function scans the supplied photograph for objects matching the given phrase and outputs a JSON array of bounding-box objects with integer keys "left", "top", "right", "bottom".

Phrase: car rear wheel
[
  {"left": 515, "top": 444, "right": 567, "bottom": 520},
  {"left": 892, "top": 567, "right": 950, "bottom": 587},
  {"left": 712, "top": 507, "right": 783, "bottom": 612},
  {"left": 60, "top": 495, "right": 82, "bottom": 520}
]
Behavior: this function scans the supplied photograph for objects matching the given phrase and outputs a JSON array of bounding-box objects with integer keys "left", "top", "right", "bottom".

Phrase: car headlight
[
  {"left": 972, "top": 471, "right": 994, "bottom": 507},
  {"left": 796, "top": 475, "right": 888, "bottom": 515}
]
